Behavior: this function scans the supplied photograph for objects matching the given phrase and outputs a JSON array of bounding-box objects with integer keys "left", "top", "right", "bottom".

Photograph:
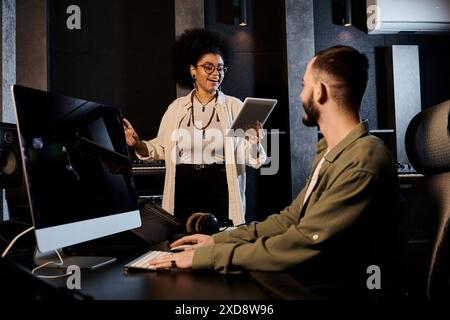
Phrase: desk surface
[
  {"left": 3, "top": 248, "right": 273, "bottom": 300},
  {"left": 1, "top": 227, "right": 321, "bottom": 300},
  {"left": 54, "top": 260, "right": 271, "bottom": 300}
]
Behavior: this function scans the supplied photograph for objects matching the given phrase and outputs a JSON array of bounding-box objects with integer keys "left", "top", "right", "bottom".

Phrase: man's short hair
[{"left": 313, "top": 46, "right": 369, "bottom": 112}]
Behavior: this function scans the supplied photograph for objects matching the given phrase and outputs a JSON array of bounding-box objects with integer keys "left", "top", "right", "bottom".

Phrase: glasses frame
[{"left": 196, "top": 63, "right": 229, "bottom": 75}]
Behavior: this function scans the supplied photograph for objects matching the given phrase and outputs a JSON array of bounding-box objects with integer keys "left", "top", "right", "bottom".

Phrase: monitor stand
[{"left": 33, "top": 247, "right": 116, "bottom": 270}]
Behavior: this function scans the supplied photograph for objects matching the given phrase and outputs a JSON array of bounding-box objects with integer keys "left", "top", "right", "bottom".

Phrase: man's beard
[{"left": 302, "top": 96, "right": 319, "bottom": 127}]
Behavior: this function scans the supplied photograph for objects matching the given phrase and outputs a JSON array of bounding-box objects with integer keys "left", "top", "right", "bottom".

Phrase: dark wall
[
  {"left": 121, "top": 2, "right": 176, "bottom": 140},
  {"left": 314, "top": 0, "right": 450, "bottom": 131},
  {"left": 205, "top": 0, "right": 292, "bottom": 221},
  {"left": 49, "top": 0, "right": 176, "bottom": 140}
]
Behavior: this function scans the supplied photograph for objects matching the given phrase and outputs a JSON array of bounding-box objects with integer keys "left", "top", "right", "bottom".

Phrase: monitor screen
[{"left": 11, "top": 85, "right": 141, "bottom": 255}]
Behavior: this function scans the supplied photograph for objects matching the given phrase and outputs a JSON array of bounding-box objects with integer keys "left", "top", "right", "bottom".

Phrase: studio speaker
[{"left": 0, "top": 123, "right": 23, "bottom": 189}]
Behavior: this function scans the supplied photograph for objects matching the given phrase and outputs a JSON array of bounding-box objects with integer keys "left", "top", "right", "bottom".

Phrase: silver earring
[{"left": 192, "top": 75, "right": 196, "bottom": 90}]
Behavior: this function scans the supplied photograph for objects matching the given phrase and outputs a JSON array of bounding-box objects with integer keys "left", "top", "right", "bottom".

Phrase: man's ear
[{"left": 314, "top": 81, "right": 328, "bottom": 104}]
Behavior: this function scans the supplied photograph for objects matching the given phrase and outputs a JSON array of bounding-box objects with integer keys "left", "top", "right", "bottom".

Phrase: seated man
[{"left": 149, "top": 45, "right": 400, "bottom": 288}]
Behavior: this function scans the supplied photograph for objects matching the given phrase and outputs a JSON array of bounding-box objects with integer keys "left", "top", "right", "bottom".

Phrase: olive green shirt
[{"left": 192, "top": 121, "right": 399, "bottom": 274}]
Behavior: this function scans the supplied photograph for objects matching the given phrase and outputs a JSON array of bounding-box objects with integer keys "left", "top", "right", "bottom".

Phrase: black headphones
[{"left": 186, "top": 212, "right": 220, "bottom": 235}]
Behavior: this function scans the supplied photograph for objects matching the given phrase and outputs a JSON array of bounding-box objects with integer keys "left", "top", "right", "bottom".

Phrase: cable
[
  {"left": 31, "top": 249, "right": 72, "bottom": 279},
  {"left": 0, "top": 225, "right": 72, "bottom": 279},
  {"left": 1, "top": 226, "right": 34, "bottom": 258},
  {"left": 0, "top": 220, "right": 33, "bottom": 245}
]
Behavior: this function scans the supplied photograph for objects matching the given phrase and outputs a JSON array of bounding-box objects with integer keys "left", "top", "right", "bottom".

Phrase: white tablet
[{"left": 227, "top": 97, "right": 277, "bottom": 137}]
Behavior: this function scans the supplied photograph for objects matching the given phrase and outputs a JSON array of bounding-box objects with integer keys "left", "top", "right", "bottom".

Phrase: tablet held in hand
[{"left": 227, "top": 97, "right": 277, "bottom": 137}]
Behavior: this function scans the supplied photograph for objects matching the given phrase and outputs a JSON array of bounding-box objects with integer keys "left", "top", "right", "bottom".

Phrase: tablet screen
[{"left": 227, "top": 97, "right": 277, "bottom": 137}]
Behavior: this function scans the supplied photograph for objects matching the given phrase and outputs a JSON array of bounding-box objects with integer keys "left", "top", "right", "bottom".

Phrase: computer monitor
[{"left": 11, "top": 85, "right": 141, "bottom": 268}]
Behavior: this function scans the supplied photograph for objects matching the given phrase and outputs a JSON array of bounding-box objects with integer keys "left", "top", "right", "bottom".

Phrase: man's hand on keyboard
[
  {"left": 147, "top": 234, "right": 214, "bottom": 270},
  {"left": 170, "top": 234, "right": 215, "bottom": 250},
  {"left": 148, "top": 250, "right": 195, "bottom": 270}
]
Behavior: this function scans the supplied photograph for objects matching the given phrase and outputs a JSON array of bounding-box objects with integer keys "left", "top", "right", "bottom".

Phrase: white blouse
[{"left": 177, "top": 98, "right": 225, "bottom": 164}]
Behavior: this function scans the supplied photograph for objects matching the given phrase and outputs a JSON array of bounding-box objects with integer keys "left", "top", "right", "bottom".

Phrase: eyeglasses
[{"left": 197, "top": 63, "right": 229, "bottom": 75}]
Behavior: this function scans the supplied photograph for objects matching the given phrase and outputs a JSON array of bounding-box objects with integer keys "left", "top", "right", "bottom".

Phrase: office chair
[{"left": 396, "top": 100, "right": 450, "bottom": 300}]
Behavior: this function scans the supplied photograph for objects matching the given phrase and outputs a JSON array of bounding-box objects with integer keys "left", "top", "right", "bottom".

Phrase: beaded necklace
[{"left": 187, "top": 91, "right": 220, "bottom": 138}]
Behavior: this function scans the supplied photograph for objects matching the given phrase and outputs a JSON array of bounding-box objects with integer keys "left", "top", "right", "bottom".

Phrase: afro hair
[{"left": 171, "top": 28, "right": 233, "bottom": 88}]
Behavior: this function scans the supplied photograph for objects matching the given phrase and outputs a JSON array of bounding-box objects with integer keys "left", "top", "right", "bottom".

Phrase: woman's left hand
[
  {"left": 245, "top": 120, "right": 265, "bottom": 143},
  {"left": 148, "top": 250, "right": 195, "bottom": 270}
]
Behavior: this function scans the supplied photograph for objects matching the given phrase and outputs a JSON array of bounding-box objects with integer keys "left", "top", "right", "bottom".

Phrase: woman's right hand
[
  {"left": 123, "top": 118, "right": 140, "bottom": 147},
  {"left": 170, "top": 234, "right": 215, "bottom": 250}
]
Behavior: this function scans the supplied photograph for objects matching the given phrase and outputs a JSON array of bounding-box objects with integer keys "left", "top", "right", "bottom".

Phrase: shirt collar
[{"left": 316, "top": 120, "right": 369, "bottom": 163}]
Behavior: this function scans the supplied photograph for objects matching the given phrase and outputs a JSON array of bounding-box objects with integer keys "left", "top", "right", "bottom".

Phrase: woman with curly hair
[{"left": 123, "top": 28, "right": 266, "bottom": 228}]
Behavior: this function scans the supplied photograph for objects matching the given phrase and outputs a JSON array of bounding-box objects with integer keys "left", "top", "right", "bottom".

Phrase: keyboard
[
  {"left": 123, "top": 250, "right": 170, "bottom": 274},
  {"left": 132, "top": 161, "right": 165, "bottom": 175},
  {"left": 132, "top": 159, "right": 164, "bottom": 166}
]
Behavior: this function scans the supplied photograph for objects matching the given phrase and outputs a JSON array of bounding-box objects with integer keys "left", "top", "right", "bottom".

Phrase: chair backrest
[{"left": 402, "top": 100, "right": 450, "bottom": 299}]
